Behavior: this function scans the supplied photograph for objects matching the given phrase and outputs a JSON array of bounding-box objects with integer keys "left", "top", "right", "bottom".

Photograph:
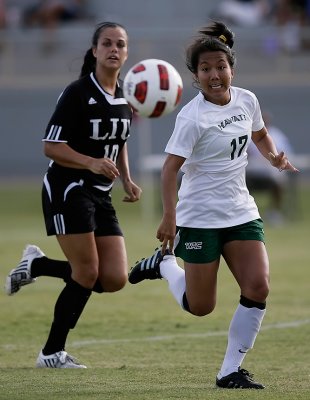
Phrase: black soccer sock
[
  {"left": 42, "top": 279, "right": 92, "bottom": 355},
  {"left": 42, "top": 321, "right": 69, "bottom": 356},
  {"left": 182, "top": 292, "right": 194, "bottom": 314},
  {"left": 92, "top": 279, "right": 104, "bottom": 293},
  {"left": 31, "top": 257, "right": 104, "bottom": 292},
  {"left": 240, "top": 295, "right": 266, "bottom": 310},
  {"left": 31, "top": 257, "right": 71, "bottom": 282}
]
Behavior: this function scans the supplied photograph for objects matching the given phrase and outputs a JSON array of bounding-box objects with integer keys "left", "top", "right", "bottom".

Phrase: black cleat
[
  {"left": 216, "top": 368, "right": 265, "bottom": 389},
  {"left": 128, "top": 248, "right": 170, "bottom": 284}
]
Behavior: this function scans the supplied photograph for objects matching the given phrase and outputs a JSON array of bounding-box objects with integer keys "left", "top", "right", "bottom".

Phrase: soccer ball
[{"left": 123, "top": 59, "right": 183, "bottom": 118}]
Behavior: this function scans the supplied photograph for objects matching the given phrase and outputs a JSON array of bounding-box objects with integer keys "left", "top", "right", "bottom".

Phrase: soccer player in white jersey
[
  {"left": 5, "top": 22, "right": 141, "bottom": 368},
  {"left": 129, "top": 21, "right": 298, "bottom": 388}
]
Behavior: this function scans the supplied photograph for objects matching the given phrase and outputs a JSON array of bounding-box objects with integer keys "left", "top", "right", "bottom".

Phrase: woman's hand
[
  {"left": 268, "top": 151, "right": 299, "bottom": 173},
  {"left": 88, "top": 157, "right": 120, "bottom": 180},
  {"left": 122, "top": 179, "right": 142, "bottom": 202},
  {"left": 156, "top": 214, "right": 176, "bottom": 254}
]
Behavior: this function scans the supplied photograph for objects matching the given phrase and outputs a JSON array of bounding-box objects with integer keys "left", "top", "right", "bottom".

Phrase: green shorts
[{"left": 174, "top": 219, "right": 265, "bottom": 264}]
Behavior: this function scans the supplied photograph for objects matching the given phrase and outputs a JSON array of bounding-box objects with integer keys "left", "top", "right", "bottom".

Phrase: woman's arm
[
  {"left": 252, "top": 127, "right": 298, "bottom": 172},
  {"left": 251, "top": 126, "right": 277, "bottom": 159},
  {"left": 157, "top": 154, "right": 185, "bottom": 253},
  {"left": 116, "top": 143, "right": 142, "bottom": 202},
  {"left": 44, "top": 142, "right": 120, "bottom": 180}
]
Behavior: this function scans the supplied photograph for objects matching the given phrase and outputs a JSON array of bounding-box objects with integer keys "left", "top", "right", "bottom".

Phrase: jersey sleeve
[
  {"left": 165, "top": 114, "right": 200, "bottom": 159},
  {"left": 43, "top": 84, "right": 81, "bottom": 143},
  {"left": 251, "top": 94, "right": 264, "bottom": 132}
]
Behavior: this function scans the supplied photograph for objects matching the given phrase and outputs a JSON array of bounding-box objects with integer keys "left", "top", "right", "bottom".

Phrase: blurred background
[
  {"left": 1, "top": 3, "right": 310, "bottom": 394},
  {"left": 0, "top": 0, "right": 309, "bottom": 223}
]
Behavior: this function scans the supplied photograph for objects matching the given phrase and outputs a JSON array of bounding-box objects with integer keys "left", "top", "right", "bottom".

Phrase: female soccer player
[
  {"left": 128, "top": 21, "right": 298, "bottom": 388},
  {"left": 5, "top": 21, "right": 141, "bottom": 368}
]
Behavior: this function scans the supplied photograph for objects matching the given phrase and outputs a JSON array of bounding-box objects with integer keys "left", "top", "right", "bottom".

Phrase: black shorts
[{"left": 42, "top": 174, "right": 123, "bottom": 237}]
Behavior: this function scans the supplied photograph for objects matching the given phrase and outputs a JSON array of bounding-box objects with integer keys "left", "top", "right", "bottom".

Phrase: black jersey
[{"left": 43, "top": 72, "right": 132, "bottom": 188}]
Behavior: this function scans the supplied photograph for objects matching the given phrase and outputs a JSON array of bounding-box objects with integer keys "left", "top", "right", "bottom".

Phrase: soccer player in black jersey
[{"left": 5, "top": 22, "right": 142, "bottom": 368}]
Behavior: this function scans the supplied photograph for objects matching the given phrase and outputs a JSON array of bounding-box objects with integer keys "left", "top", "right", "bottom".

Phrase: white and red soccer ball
[{"left": 123, "top": 59, "right": 183, "bottom": 118}]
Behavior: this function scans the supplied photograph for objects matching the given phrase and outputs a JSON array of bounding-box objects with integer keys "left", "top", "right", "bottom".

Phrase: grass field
[{"left": 0, "top": 181, "right": 309, "bottom": 399}]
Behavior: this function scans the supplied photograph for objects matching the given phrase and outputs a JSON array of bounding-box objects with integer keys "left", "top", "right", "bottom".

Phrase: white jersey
[{"left": 165, "top": 87, "right": 264, "bottom": 228}]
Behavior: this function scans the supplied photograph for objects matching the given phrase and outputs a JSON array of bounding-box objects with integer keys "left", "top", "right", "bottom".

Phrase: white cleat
[
  {"left": 36, "top": 350, "right": 87, "bottom": 368},
  {"left": 5, "top": 244, "right": 45, "bottom": 296}
]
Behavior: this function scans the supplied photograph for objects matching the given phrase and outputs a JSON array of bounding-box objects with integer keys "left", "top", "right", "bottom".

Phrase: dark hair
[
  {"left": 186, "top": 21, "right": 236, "bottom": 74},
  {"left": 79, "top": 22, "right": 128, "bottom": 78}
]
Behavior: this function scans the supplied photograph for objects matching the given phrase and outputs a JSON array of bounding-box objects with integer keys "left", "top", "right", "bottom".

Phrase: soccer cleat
[
  {"left": 36, "top": 350, "right": 87, "bottom": 368},
  {"left": 216, "top": 368, "right": 265, "bottom": 389},
  {"left": 5, "top": 244, "right": 45, "bottom": 296},
  {"left": 128, "top": 247, "right": 172, "bottom": 284}
]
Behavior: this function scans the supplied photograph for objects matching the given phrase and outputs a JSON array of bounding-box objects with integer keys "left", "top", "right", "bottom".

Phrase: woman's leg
[
  {"left": 41, "top": 233, "right": 98, "bottom": 358},
  {"left": 223, "top": 240, "right": 269, "bottom": 302},
  {"left": 217, "top": 240, "right": 269, "bottom": 383},
  {"left": 95, "top": 235, "right": 128, "bottom": 292},
  {"left": 183, "top": 259, "right": 220, "bottom": 316},
  {"left": 129, "top": 248, "right": 220, "bottom": 315}
]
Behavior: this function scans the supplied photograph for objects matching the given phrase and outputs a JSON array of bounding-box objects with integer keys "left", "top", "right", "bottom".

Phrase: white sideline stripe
[{"left": 70, "top": 318, "right": 310, "bottom": 348}]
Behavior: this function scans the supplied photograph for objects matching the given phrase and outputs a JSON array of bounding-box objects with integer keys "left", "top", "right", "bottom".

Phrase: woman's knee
[
  {"left": 72, "top": 262, "right": 99, "bottom": 289},
  {"left": 186, "top": 298, "right": 216, "bottom": 316},
  {"left": 256, "top": 282, "right": 270, "bottom": 302},
  {"left": 101, "top": 271, "right": 128, "bottom": 292},
  {"left": 244, "top": 278, "right": 270, "bottom": 302},
  {"left": 190, "top": 305, "right": 215, "bottom": 317},
  {"left": 260, "top": 281, "right": 270, "bottom": 300}
]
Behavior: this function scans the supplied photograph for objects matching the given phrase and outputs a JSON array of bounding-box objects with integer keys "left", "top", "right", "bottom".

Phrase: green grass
[{"left": 0, "top": 181, "right": 310, "bottom": 399}]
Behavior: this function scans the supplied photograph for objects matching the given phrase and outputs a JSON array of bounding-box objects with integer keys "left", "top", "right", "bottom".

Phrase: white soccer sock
[
  {"left": 159, "top": 255, "right": 186, "bottom": 308},
  {"left": 217, "top": 303, "right": 266, "bottom": 379}
]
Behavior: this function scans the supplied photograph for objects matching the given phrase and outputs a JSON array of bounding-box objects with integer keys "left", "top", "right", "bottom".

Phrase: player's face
[
  {"left": 196, "top": 51, "right": 234, "bottom": 106},
  {"left": 93, "top": 27, "right": 128, "bottom": 72}
]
